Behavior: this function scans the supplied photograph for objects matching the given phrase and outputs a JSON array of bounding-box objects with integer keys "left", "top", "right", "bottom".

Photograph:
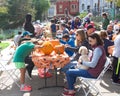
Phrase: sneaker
[
  {"left": 62, "top": 91, "right": 75, "bottom": 96},
  {"left": 112, "top": 80, "right": 120, "bottom": 86},
  {"left": 20, "top": 85, "right": 32, "bottom": 92}
]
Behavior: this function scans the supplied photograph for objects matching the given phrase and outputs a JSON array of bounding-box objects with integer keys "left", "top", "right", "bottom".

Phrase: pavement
[{"left": 0, "top": 40, "right": 120, "bottom": 96}]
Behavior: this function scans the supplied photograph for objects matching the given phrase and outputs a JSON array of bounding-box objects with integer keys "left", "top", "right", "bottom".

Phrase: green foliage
[
  {"left": 79, "top": 12, "right": 88, "bottom": 19},
  {"left": 91, "top": 16, "right": 103, "bottom": 22},
  {"left": 33, "top": 0, "right": 50, "bottom": 20},
  {"left": 0, "top": 0, "right": 50, "bottom": 29},
  {"left": 115, "top": 13, "right": 120, "bottom": 20},
  {"left": 106, "top": 0, "right": 120, "bottom": 7},
  {"left": 0, "top": 42, "right": 10, "bottom": 50}
]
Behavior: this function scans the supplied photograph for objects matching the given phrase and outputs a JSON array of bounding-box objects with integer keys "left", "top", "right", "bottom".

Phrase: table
[{"left": 32, "top": 51, "right": 70, "bottom": 89}]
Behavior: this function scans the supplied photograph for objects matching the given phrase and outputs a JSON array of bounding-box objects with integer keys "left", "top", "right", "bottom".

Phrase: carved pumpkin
[
  {"left": 50, "top": 39, "right": 60, "bottom": 47},
  {"left": 54, "top": 45, "right": 65, "bottom": 54},
  {"left": 40, "top": 41, "right": 54, "bottom": 55}
]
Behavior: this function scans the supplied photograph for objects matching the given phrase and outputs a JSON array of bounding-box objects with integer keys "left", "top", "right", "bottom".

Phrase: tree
[
  {"left": 6, "top": 0, "right": 36, "bottom": 29},
  {"left": 106, "top": 0, "right": 120, "bottom": 7},
  {"left": 33, "top": 0, "right": 50, "bottom": 21}
]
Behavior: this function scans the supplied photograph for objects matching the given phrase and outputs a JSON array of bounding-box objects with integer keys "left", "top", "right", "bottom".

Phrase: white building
[
  {"left": 48, "top": 0, "right": 57, "bottom": 18},
  {"left": 79, "top": 0, "right": 112, "bottom": 15}
]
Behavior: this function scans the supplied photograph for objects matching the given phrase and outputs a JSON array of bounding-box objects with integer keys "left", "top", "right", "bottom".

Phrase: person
[
  {"left": 86, "top": 24, "right": 95, "bottom": 36},
  {"left": 62, "top": 33, "right": 106, "bottom": 96},
  {"left": 100, "top": 30, "right": 114, "bottom": 57},
  {"left": 33, "top": 20, "right": 43, "bottom": 38},
  {"left": 107, "top": 25, "right": 114, "bottom": 40},
  {"left": 14, "top": 31, "right": 22, "bottom": 46},
  {"left": 60, "top": 23, "right": 69, "bottom": 35},
  {"left": 60, "top": 34, "right": 75, "bottom": 57},
  {"left": 50, "top": 19, "right": 56, "bottom": 38},
  {"left": 23, "top": 13, "right": 35, "bottom": 37},
  {"left": 71, "top": 16, "right": 81, "bottom": 30},
  {"left": 111, "top": 29, "right": 120, "bottom": 85},
  {"left": 13, "top": 39, "right": 42, "bottom": 92},
  {"left": 18, "top": 31, "right": 34, "bottom": 79},
  {"left": 102, "top": 12, "right": 109, "bottom": 30},
  {"left": 61, "top": 29, "right": 91, "bottom": 73}
]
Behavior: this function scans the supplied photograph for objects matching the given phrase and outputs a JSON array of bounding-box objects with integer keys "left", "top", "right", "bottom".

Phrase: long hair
[
  {"left": 89, "top": 33, "right": 103, "bottom": 46},
  {"left": 75, "top": 29, "right": 87, "bottom": 46}
]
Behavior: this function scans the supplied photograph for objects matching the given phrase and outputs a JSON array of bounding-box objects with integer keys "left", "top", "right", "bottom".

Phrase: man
[
  {"left": 107, "top": 25, "right": 114, "bottom": 40},
  {"left": 60, "top": 23, "right": 69, "bottom": 35},
  {"left": 102, "top": 12, "right": 110, "bottom": 30},
  {"left": 14, "top": 31, "right": 22, "bottom": 46}
]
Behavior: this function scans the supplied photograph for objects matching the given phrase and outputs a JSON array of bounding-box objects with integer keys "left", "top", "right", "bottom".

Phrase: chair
[
  {"left": 77, "top": 57, "right": 111, "bottom": 96},
  {"left": 0, "top": 53, "right": 20, "bottom": 89}
]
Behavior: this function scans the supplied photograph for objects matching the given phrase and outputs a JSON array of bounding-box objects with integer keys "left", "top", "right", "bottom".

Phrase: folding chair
[
  {"left": 0, "top": 53, "right": 20, "bottom": 89},
  {"left": 77, "top": 57, "right": 111, "bottom": 96}
]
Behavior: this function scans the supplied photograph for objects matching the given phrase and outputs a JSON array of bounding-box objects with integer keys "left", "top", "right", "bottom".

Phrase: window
[
  {"left": 59, "top": 5, "right": 63, "bottom": 12},
  {"left": 82, "top": 4, "right": 85, "bottom": 10},
  {"left": 71, "top": 4, "right": 77, "bottom": 12}
]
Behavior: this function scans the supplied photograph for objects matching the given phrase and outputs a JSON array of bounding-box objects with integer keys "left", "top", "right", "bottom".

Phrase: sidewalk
[{"left": 0, "top": 40, "right": 120, "bottom": 96}]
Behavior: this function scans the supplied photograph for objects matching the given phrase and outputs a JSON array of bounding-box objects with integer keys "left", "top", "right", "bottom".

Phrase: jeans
[
  {"left": 66, "top": 69, "right": 95, "bottom": 90},
  {"left": 61, "top": 60, "right": 77, "bottom": 73}
]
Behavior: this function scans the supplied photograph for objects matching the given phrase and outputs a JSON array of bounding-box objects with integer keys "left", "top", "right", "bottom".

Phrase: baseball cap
[
  {"left": 22, "top": 31, "right": 32, "bottom": 37},
  {"left": 87, "top": 24, "right": 94, "bottom": 30}
]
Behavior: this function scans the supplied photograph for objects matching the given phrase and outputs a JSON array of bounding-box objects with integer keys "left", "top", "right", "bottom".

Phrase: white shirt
[{"left": 113, "top": 34, "right": 120, "bottom": 57}]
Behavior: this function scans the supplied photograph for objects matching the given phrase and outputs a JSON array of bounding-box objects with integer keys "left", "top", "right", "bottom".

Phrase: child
[
  {"left": 13, "top": 39, "right": 42, "bottom": 92},
  {"left": 50, "top": 19, "right": 56, "bottom": 38}
]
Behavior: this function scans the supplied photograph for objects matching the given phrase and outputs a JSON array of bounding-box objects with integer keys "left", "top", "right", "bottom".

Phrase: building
[
  {"left": 56, "top": 0, "right": 79, "bottom": 17},
  {"left": 79, "top": 0, "right": 113, "bottom": 15},
  {"left": 48, "top": 0, "right": 57, "bottom": 18}
]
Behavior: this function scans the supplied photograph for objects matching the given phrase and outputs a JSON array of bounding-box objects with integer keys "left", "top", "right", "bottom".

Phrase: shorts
[{"left": 14, "top": 62, "right": 25, "bottom": 69}]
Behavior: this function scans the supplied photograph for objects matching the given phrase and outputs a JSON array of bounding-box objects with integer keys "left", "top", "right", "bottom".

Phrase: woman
[
  {"left": 62, "top": 33, "right": 106, "bottom": 96},
  {"left": 100, "top": 30, "right": 114, "bottom": 56},
  {"left": 23, "top": 13, "right": 35, "bottom": 37},
  {"left": 61, "top": 29, "right": 91, "bottom": 73}
]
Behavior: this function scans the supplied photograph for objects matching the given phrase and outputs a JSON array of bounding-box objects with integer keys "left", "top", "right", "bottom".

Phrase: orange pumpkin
[
  {"left": 40, "top": 41, "right": 54, "bottom": 55},
  {"left": 54, "top": 45, "right": 65, "bottom": 54},
  {"left": 50, "top": 39, "right": 60, "bottom": 47}
]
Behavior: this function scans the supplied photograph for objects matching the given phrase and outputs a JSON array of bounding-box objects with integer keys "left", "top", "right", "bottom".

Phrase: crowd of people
[{"left": 13, "top": 12, "right": 120, "bottom": 95}]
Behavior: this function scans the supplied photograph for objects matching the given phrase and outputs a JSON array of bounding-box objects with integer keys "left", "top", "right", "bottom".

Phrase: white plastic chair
[
  {"left": 77, "top": 57, "right": 111, "bottom": 96},
  {"left": 0, "top": 54, "right": 20, "bottom": 89}
]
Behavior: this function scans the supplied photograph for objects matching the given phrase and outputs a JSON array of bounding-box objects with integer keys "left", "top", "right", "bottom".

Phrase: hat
[
  {"left": 87, "top": 24, "right": 94, "bottom": 30},
  {"left": 22, "top": 31, "right": 32, "bottom": 37}
]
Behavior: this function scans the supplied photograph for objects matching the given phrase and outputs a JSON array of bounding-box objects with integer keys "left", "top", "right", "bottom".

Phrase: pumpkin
[
  {"left": 40, "top": 41, "right": 54, "bottom": 55},
  {"left": 54, "top": 45, "right": 65, "bottom": 54},
  {"left": 50, "top": 39, "right": 60, "bottom": 47}
]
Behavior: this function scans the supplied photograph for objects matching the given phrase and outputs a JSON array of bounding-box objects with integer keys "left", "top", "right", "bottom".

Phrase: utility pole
[{"left": 98, "top": 0, "right": 100, "bottom": 16}]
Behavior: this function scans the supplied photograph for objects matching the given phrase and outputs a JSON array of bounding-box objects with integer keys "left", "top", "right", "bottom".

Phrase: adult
[
  {"left": 61, "top": 29, "right": 91, "bottom": 73},
  {"left": 111, "top": 29, "right": 120, "bottom": 85},
  {"left": 71, "top": 16, "right": 81, "bottom": 30},
  {"left": 102, "top": 12, "right": 110, "bottom": 30},
  {"left": 23, "top": 13, "right": 35, "bottom": 37},
  {"left": 14, "top": 31, "right": 22, "bottom": 46},
  {"left": 100, "top": 30, "right": 114, "bottom": 57},
  {"left": 86, "top": 24, "right": 95, "bottom": 36},
  {"left": 33, "top": 20, "right": 43, "bottom": 38},
  {"left": 107, "top": 25, "right": 114, "bottom": 40},
  {"left": 62, "top": 33, "right": 106, "bottom": 95},
  {"left": 60, "top": 23, "right": 69, "bottom": 35}
]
